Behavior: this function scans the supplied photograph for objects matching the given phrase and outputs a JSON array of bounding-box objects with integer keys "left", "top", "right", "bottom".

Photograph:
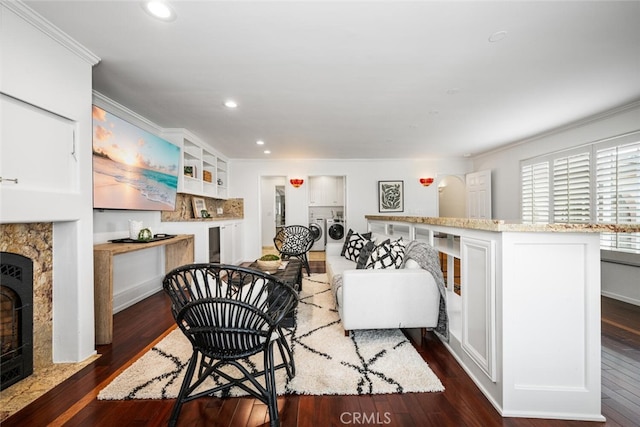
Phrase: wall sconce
[
  {"left": 290, "top": 178, "right": 304, "bottom": 188},
  {"left": 419, "top": 178, "right": 434, "bottom": 187}
]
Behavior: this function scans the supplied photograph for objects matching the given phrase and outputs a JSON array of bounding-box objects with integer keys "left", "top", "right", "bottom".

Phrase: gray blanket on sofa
[{"left": 401, "top": 240, "right": 449, "bottom": 342}]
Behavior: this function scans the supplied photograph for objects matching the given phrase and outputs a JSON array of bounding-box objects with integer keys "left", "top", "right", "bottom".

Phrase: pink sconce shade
[
  {"left": 419, "top": 178, "right": 434, "bottom": 187},
  {"left": 290, "top": 178, "right": 304, "bottom": 188}
]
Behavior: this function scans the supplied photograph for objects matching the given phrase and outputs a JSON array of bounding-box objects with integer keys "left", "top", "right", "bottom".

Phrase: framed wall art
[
  {"left": 191, "top": 196, "right": 208, "bottom": 218},
  {"left": 378, "top": 180, "right": 404, "bottom": 213}
]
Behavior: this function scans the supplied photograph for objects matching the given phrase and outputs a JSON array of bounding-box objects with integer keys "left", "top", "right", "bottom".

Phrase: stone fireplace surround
[
  {"left": 1, "top": 223, "right": 53, "bottom": 371},
  {"left": 0, "top": 223, "right": 97, "bottom": 421}
]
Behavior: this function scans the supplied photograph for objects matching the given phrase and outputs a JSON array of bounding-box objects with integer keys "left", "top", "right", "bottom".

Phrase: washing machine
[
  {"left": 309, "top": 218, "right": 325, "bottom": 251},
  {"left": 326, "top": 218, "right": 345, "bottom": 243}
]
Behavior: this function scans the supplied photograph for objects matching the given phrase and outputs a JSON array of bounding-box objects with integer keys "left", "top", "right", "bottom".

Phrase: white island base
[{"left": 367, "top": 216, "right": 613, "bottom": 422}]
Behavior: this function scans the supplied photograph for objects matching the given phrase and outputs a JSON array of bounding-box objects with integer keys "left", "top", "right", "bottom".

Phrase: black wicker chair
[
  {"left": 163, "top": 264, "right": 298, "bottom": 427},
  {"left": 273, "top": 225, "right": 314, "bottom": 276}
]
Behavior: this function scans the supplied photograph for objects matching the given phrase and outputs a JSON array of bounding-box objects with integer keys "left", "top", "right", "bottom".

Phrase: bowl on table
[{"left": 256, "top": 259, "right": 281, "bottom": 272}]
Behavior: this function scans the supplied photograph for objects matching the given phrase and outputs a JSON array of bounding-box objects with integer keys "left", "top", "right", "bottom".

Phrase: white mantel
[{"left": 367, "top": 216, "right": 615, "bottom": 422}]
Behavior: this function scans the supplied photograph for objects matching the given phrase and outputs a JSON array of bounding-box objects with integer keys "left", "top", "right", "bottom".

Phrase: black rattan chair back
[
  {"left": 163, "top": 263, "right": 298, "bottom": 427},
  {"left": 273, "top": 225, "right": 314, "bottom": 276}
]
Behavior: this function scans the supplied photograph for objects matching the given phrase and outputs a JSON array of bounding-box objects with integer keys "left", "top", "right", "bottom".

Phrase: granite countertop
[
  {"left": 161, "top": 216, "right": 243, "bottom": 222},
  {"left": 365, "top": 215, "right": 640, "bottom": 233}
]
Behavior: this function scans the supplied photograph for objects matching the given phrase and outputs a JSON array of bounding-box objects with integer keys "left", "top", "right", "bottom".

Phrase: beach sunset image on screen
[{"left": 92, "top": 106, "right": 180, "bottom": 211}]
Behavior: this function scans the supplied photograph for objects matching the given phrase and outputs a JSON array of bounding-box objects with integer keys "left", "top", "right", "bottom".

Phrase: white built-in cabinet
[
  {"left": 0, "top": 3, "right": 98, "bottom": 224},
  {"left": 161, "top": 219, "right": 243, "bottom": 265},
  {"left": 309, "top": 175, "right": 344, "bottom": 206},
  {"left": 162, "top": 129, "right": 229, "bottom": 199},
  {"left": 368, "top": 219, "right": 603, "bottom": 422}
]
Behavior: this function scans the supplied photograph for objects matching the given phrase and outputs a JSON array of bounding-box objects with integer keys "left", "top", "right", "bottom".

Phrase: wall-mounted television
[{"left": 92, "top": 105, "right": 180, "bottom": 211}]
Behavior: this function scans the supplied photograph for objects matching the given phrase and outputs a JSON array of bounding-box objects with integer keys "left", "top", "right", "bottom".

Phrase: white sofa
[{"left": 325, "top": 241, "right": 441, "bottom": 334}]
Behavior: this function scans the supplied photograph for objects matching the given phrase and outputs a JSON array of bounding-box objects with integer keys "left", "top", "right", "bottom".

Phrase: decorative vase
[
  {"left": 138, "top": 227, "right": 153, "bottom": 241},
  {"left": 129, "top": 220, "right": 143, "bottom": 240}
]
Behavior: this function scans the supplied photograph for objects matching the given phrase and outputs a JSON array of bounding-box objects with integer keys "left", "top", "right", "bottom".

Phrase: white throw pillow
[{"left": 403, "top": 258, "right": 421, "bottom": 269}]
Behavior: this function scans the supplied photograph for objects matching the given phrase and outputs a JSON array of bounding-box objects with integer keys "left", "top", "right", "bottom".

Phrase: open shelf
[
  {"left": 162, "top": 129, "right": 230, "bottom": 199},
  {"left": 433, "top": 235, "right": 461, "bottom": 258}
]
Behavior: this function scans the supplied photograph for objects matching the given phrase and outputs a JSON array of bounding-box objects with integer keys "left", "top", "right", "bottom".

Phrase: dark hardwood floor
[{"left": 4, "top": 260, "right": 640, "bottom": 427}]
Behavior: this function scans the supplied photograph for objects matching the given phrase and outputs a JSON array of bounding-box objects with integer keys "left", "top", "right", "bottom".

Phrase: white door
[{"left": 466, "top": 170, "right": 492, "bottom": 219}]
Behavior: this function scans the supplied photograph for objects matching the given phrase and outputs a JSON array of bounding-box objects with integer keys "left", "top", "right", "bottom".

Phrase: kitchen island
[{"left": 366, "top": 215, "right": 640, "bottom": 422}]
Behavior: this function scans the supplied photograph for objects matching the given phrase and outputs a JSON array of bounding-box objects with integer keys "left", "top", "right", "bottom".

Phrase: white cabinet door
[
  {"left": 328, "top": 176, "right": 344, "bottom": 206},
  {"left": 309, "top": 176, "right": 344, "bottom": 206},
  {"left": 308, "top": 176, "right": 323, "bottom": 206},
  {"left": 220, "top": 221, "right": 243, "bottom": 264},
  {"left": 231, "top": 222, "right": 243, "bottom": 264},
  {"left": 220, "top": 223, "right": 233, "bottom": 264},
  {"left": 461, "top": 236, "right": 496, "bottom": 381},
  {"left": 1, "top": 94, "right": 77, "bottom": 192}
]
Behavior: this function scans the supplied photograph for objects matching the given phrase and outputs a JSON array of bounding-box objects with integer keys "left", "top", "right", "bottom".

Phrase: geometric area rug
[{"left": 97, "top": 274, "right": 444, "bottom": 400}]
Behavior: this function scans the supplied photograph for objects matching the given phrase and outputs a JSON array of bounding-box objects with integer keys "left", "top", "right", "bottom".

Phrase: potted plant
[{"left": 257, "top": 254, "right": 281, "bottom": 271}]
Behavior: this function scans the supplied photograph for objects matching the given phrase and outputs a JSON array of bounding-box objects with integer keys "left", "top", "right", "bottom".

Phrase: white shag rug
[{"left": 98, "top": 274, "right": 444, "bottom": 400}]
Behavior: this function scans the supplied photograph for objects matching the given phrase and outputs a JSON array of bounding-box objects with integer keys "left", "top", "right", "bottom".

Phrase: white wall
[
  {"left": 472, "top": 102, "right": 640, "bottom": 305},
  {"left": 230, "top": 158, "right": 472, "bottom": 261}
]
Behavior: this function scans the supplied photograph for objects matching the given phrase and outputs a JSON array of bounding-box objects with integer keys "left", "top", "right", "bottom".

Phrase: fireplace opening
[{"left": 1, "top": 252, "right": 33, "bottom": 391}]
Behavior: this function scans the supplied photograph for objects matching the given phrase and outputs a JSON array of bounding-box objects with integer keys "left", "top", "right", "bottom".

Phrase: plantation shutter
[
  {"left": 521, "top": 161, "right": 549, "bottom": 223},
  {"left": 596, "top": 141, "right": 640, "bottom": 252},
  {"left": 553, "top": 152, "right": 591, "bottom": 223}
]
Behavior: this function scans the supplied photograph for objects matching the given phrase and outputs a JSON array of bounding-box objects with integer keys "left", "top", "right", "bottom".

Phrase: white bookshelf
[{"left": 162, "top": 128, "right": 230, "bottom": 199}]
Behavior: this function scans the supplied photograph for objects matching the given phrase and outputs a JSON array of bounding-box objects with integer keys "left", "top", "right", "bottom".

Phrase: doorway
[
  {"left": 275, "top": 185, "right": 285, "bottom": 231},
  {"left": 438, "top": 175, "right": 466, "bottom": 218},
  {"left": 260, "top": 176, "right": 286, "bottom": 248}
]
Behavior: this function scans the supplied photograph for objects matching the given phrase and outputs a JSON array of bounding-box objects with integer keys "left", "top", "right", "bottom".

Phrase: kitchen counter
[
  {"left": 366, "top": 215, "right": 640, "bottom": 233},
  {"left": 366, "top": 216, "right": 609, "bottom": 422}
]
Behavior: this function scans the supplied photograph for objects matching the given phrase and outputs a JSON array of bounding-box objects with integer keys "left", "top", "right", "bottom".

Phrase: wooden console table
[{"left": 93, "top": 234, "right": 194, "bottom": 345}]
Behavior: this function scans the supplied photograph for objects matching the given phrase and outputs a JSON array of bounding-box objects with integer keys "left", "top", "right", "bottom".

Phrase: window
[
  {"left": 596, "top": 140, "right": 640, "bottom": 252},
  {"left": 553, "top": 152, "right": 591, "bottom": 223},
  {"left": 521, "top": 161, "right": 549, "bottom": 223},
  {"left": 520, "top": 132, "right": 640, "bottom": 253}
]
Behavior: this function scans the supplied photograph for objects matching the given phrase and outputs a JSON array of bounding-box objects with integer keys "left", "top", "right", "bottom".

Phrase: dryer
[
  {"left": 326, "top": 218, "right": 345, "bottom": 243},
  {"left": 309, "top": 218, "right": 325, "bottom": 251}
]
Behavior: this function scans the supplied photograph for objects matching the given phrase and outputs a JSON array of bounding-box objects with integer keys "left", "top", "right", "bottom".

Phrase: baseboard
[
  {"left": 601, "top": 290, "right": 640, "bottom": 307},
  {"left": 113, "top": 276, "right": 163, "bottom": 314}
]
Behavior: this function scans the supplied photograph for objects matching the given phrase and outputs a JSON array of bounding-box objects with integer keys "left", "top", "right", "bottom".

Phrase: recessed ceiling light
[
  {"left": 488, "top": 30, "right": 508, "bottom": 43},
  {"left": 141, "top": 1, "right": 176, "bottom": 22},
  {"left": 264, "top": 150, "right": 271, "bottom": 154},
  {"left": 256, "top": 140, "right": 265, "bottom": 145},
  {"left": 224, "top": 100, "right": 238, "bottom": 109}
]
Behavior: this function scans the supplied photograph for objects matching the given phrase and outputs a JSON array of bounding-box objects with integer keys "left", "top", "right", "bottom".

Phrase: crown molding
[
  {"left": 474, "top": 99, "right": 640, "bottom": 159},
  {"left": 2, "top": 0, "right": 100, "bottom": 65},
  {"left": 92, "top": 91, "right": 163, "bottom": 133}
]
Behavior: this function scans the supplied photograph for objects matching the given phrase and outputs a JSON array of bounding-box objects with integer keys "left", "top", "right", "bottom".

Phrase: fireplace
[{"left": 0, "top": 252, "right": 33, "bottom": 391}]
